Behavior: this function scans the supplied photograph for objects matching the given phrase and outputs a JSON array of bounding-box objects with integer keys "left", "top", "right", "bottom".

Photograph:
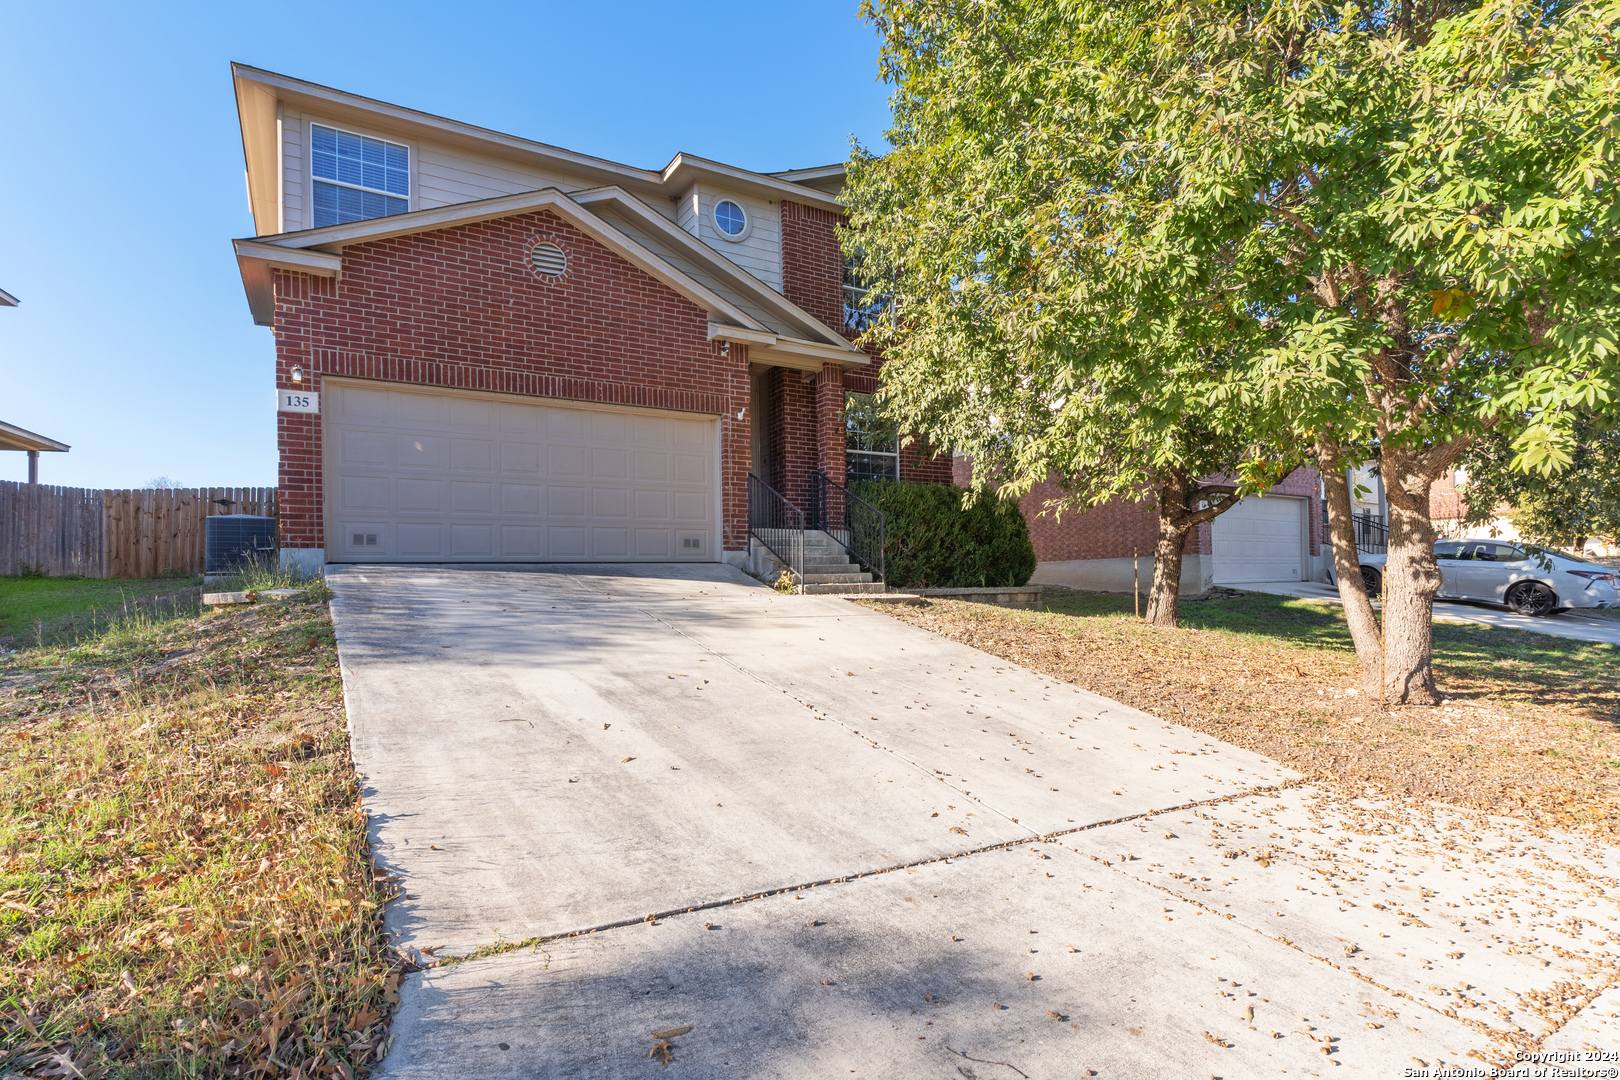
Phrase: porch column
[{"left": 815, "top": 361, "right": 845, "bottom": 485}]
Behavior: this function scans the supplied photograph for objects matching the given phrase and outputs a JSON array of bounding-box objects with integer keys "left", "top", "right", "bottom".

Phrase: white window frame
[
  {"left": 711, "top": 196, "right": 752, "bottom": 243},
  {"left": 306, "top": 119, "right": 415, "bottom": 228}
]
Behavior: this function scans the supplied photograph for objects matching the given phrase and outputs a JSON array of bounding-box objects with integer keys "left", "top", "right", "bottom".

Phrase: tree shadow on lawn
[{"left": 1040, "top": 587, "right": 1620, "bottom": 725}]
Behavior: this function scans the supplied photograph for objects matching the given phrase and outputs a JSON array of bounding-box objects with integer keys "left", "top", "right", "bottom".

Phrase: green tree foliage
[
  {"left": 1459, "top": 418, "right": 1620, "bottom": 550},
  {"left": 850, "top": 480, "right": 1037, "bottom": 588},
  {"left": 846, "top": 0, "right": 1620, "bottom": 700}
]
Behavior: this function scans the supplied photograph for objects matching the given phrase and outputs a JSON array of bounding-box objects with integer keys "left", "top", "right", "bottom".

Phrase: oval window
[
  {"left": 714, "top": 199, "right": 747, "bottom": 238},
  {"left": 530, "top": 241, "right": 567, "bottom": 276}
]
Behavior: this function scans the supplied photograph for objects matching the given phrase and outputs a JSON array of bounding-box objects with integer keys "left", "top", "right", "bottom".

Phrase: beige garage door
[
  {"left": 325, "top": 381, "right": 718, "bottom": 563},
  {"left": 1212, "top": 496, "right": 1304, "bottom": 583}
]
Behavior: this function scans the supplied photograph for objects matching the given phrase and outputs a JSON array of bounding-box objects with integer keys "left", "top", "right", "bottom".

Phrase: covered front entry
[
  {"left": 324, "top": 380, "right": 719, "bottom": 563},
  {"left": 1212, "top": 495, "right": 1307, "bottom": 583}
]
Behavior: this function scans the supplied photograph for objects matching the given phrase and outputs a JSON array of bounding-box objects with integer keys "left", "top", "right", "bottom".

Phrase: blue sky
[{"left": 0, "top": 1, "right": 892, "bottom": 488}]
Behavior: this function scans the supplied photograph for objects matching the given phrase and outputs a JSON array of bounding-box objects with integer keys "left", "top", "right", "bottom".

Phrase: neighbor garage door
[
  {"left": 324, "top": 381, "right": 717, "bottom": 563},
  {"left": 1212, "top": 496, "right": 1304, "bottom": 583}
]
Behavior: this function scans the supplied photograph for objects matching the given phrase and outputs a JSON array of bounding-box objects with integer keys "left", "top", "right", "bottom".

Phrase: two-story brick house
[{"left": 229, "top": 64, "right": 945, "bottom": 576}]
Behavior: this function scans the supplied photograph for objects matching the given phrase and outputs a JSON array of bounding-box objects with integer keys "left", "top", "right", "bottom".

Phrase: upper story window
[
  {"left": 311, "top": 124, "right": 410, "bottom": 227},
  {"left": 843, "top": 249, "right": 890, "bottom": 333},
  {"left": 713, "top": 198, "right": 749, "bottom": 240}
]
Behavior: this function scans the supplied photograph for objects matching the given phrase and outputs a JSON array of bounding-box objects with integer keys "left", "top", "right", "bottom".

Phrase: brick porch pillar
[{"left": 815, "top": 361, "right": 845, "bottom": 486}]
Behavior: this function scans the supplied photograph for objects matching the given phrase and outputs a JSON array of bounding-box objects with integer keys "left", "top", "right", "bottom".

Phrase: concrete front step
[
  {"left": 802, "top": 580, "right": 888, "bottom": 595},
  {"left": 802, "top": 572, "right": 875, "bottom": 585}
]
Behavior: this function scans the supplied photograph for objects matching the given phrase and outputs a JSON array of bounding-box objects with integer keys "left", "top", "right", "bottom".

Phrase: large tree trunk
[
  {"left": 1317, "top": 444, "right": 1383, "bottom": 678},
  {"left": 1145, "top": 503, "right": 1192, "bottom": 628},
  {"left": 1376, "top": 446, "right": 1444, "bottom": 705}
]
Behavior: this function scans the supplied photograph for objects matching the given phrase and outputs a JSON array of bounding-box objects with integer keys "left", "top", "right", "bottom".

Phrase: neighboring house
[
  {"left": 963, "top": 463, "right": 1327, "bottom": 595},
  {"left": 0, "top": 288, "right": 17, "bottom": 308},
  {"left": 228, "top": 65, "right": 947, "bottom": 574},
  {"left": 0, "top": 421, "right": 70, "bottom": 485}
]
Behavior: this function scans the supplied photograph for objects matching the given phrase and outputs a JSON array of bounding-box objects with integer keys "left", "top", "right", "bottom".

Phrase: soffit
[
  {"left": 0, "top": 421, "right": 70, "bottom": 453},
  {"left": 230, "top": 64, "right": 846, "bottom": 230}
]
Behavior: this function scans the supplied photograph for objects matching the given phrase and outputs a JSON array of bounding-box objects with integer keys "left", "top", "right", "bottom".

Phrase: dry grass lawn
[
  {"left": 0, "top": 588, "right": 401, "bottom": 1078},
  {"left": 865, "top": 588, "right": 1620, "bottom": 837}
]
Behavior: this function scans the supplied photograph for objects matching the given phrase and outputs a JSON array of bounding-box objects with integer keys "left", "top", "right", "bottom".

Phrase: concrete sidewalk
[
  {"left": 1241, "top": 579, "right": 1620, "bottom": 646},
  {"left": 325, "top": 564, "right": 1620, "bottom": 1077}
]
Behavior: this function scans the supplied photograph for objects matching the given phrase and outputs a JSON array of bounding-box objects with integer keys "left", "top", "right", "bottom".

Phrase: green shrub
[{"left": 849, "top": 481, "right": 1036, "bottom": 588}]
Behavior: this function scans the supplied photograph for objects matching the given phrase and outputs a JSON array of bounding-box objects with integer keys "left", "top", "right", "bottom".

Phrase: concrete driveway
[
  {"left": 1243, "top": 580, "right": 1620, "bottom": 646},
  {"left": 328, "top": 564, "right": 1620, "bottom": 1077}
]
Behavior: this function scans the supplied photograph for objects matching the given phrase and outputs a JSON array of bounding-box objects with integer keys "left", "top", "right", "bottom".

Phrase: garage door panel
[
  {"left": 548, "top": 410, "right": 586, "bottom": 438},
  {"left": 396, "top": 394, "right": 441, "bottom": 426},
  {"left": 341, "top": 430, "right": 392, "bottom": 466},
  {"left": 449, "top": 525, "right": 494, "bottom": 556},
  {"left": 547, "top": 486, "right": 586, "bottom": 517},
  {"left": 500, "top": 442, "right": 541, "bottom": 474},
  {"left": 397, "top": 524, "right": 444, "bottom": 557},
  {"left": 326, "top": 383, "right": 716, "bottom": 564},
  {"left": 397, "top": 435, "right": 440, "bottom": 468},
  {"left": 340, "top": 387, "right": 391, "bottom": 421},
  {"left": 674, "top": 454, "right": 708, "bottom": 484},
  {"left": 1213, "top": 497, "right": 1304, "bottom": 584},
  {"left": 548, "top": 445, "right": 586, "bottom": 477},
  {"left": 341, "top": 476, "right": 391, "bottom": 511},
  {"left": 450, "top": 482, "right": 493, "bottom": 513},
  {"left": 674, "top": 492, "right": 708, "bottom": 522},
  {"left": 396, "top": 479, "right": 442, "bottom": 512},
  {"left": 498, "top": 403, "right": 541, "bottom": 435},
  {"left": 449, "top": 399, "right": 496, "bottom": 431},
  {"left": 501, "top": 484, "right": 541, "bottom": 515},
  {"left": 592, "top": 527, "right": 629, "bottom": 557},
  {"left": 591, "top": 413, "right": 629, "bottom": 441},
  {"left": 450, "top": 440, "right": 493, "bottom": 471},
  {"left": 633, "top": 416, "right": 668, "bottom": 446},
  {"left": 549, "top": 526, "right": 586, "bottom": 556},
  {"left": 635, "top": 490, "right": 669, "bottom": 519},
  {"left": 592, "top": 449, "right": 628, "bottom": 479},
  {"left": 594, "top": 488, "right": 629, "bottom": 518},
  {"left": 501, "top": 526, "right": 542, "bottom": 556}
]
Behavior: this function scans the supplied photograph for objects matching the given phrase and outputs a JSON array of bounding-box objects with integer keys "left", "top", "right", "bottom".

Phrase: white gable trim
[{"left": 232, "top": 189, "right": 768, "bottom": 333}]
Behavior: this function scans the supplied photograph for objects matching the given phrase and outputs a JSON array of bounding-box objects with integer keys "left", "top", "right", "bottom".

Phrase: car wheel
[
  {"left": 1506, "top": 581, "right": 1557, "bottom": 617},
  {"left": 1359, "top": 566, "right": 1381, "bottom": 597}
]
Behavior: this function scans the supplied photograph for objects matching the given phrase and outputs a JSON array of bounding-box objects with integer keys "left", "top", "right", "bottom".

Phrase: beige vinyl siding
[
  {"left": 686, "top": 185, "right": 782, "bottom": 293},
  {"left": 280, "top": 108, "right": 305, "bottom": 233},
  {"left": 415, "top": 144, "right": 591, "bottom": 210},
  {"left": 278, "top": 117, "right": 683, "bottom": 232}
]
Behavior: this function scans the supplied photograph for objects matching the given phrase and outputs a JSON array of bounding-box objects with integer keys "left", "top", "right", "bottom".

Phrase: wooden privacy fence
[{"left": 1, "top": 482, "right": 277, "bottom": 578}]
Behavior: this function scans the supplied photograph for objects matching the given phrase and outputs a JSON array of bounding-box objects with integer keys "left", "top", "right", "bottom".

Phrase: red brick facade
[
  {"left": 271, "top": 208, "right": 752, "bottom": 551},
  {"left": 778, "top": 199, "right": 952, "bottom": 488},
  {"left": 959, "top": 458, "right": 1324, "bottom": 563}
]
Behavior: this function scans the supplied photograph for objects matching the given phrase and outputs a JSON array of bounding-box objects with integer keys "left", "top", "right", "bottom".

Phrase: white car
[{"left": 1347, "top": 540, "right": 1620, "bottom": 616}]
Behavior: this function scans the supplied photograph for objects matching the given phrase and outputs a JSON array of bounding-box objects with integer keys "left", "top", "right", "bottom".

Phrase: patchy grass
[
  {"left": 0, "top": 587, "right": 401, "bottom": 1077},
  {"left": 866, "top": 588, "right": 1620, "bottom": 836},
  {"left": 207, "top": 555, "right": 330, "bottom": 598},
  {"left": 0, "top": 577, "right": 201, "bottom": 648}
]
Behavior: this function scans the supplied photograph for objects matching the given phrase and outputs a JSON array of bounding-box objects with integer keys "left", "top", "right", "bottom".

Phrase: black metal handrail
[
  {"left": 1355, "top": 512, "right": 1388, "bottom": 555},
  {"left": 748, "top": 474, "right": 803, "bottom": 590},
  {"left": 810, "top": 470, "right": 886, "bottom": 584}
]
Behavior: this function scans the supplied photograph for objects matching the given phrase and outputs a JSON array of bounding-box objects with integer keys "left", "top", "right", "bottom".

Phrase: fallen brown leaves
[
  {"left": 866, "top": 592, "right": 1620, "bottom": 836},
  {"left": 0, "top": 593, "right": 402, "bottom": 1077}
]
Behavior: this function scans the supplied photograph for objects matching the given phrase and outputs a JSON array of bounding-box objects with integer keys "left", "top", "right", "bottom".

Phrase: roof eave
[
  {"left": 232, "top": 189, "right": 771, "bottom": 334},
  {"left": 0, "top": 421, "right": 70, "bottom": 453},
  {"left": 569, "top": 186, "right": 861, "bottom": 353}
]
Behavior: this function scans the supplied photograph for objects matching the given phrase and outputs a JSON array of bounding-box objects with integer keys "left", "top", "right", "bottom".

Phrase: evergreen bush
[{"left": 849, "top": 481, "right": 1036, "bottom": 589}]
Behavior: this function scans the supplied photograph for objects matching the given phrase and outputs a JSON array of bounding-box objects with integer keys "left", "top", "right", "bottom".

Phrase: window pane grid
[{"left": 311, "top": 124, "right": 410, "bottom": 227}]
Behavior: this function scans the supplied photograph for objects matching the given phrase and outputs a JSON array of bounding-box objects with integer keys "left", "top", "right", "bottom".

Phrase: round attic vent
[{"left": 529, "top": 241, "right": 567, "bottom": 277}]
